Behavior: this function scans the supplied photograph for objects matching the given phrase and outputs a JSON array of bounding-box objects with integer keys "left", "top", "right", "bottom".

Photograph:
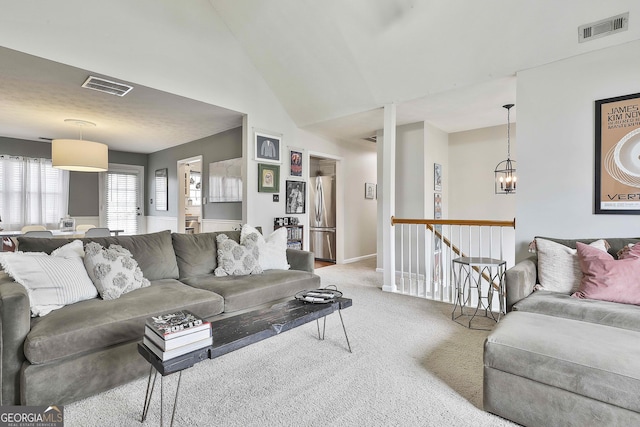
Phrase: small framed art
[
  {"left": 434, "top": 163, "right": 442, "bottom": 192},
  {"left": 289, "top": 148, "right": 303, "bottom": 177},
  {"left": 258, "top": 163, "right": 280, "bottom": 193},
  {"left": 255, "top": 130, "right": 281, "bottom": 163},
  {"left": 286, "top": 180, "right": 306, "bottom": 214}
]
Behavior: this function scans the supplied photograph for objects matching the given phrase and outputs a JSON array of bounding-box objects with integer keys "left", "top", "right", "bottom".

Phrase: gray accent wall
[{"left": 147, "top": 126, "right": 242, "bottom": 220}]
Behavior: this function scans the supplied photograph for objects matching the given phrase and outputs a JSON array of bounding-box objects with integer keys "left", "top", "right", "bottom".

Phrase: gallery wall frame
[
  {"left": 285, "top": 180, "right": 306, "bottom": 214},
  {"left": 434, "top": 163, "right": 442, "bottom": 192},
  {"left": 289, "top": 147, "right": 303, "bottom": 177},
  {"left": 254, "top": 129, "right": 282, "bottom": 164},
  {"left": 594, "top": 92, "right": 640, "bottom": 215},
  {"left": 258, "top": 163, "right": 280, "bottom": 193},
  {"left": 434, "top": 192, "right": 442, "bottom": 219}
]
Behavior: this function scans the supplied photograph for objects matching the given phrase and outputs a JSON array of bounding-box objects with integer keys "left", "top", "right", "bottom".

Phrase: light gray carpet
[{"left": 65, "top": 259, "right": 515, "bottom": 426}]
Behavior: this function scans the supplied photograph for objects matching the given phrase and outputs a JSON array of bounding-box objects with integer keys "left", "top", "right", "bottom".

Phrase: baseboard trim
[{"left": 343, "top": 253, "right": 376, "bottom": 264}]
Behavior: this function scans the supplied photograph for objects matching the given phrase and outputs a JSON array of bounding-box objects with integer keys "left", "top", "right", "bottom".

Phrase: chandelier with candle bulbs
[{"left": 495, "top": 104, "right": 516, "bottom": 194}]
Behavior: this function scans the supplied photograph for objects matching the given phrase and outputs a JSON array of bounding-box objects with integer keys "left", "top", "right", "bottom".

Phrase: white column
[{"left": 381, "top": 103, "right": 397, "bottom": 292}]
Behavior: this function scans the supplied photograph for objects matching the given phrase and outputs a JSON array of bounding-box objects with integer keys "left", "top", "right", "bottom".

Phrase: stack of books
[{"left": 143, "top": 310, "right": 213, "bottom": 361}]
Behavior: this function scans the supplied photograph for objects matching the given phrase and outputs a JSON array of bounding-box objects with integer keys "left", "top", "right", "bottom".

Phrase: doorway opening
[
  {"left": 177, "top": 155, "right": 203, "bottom": 234},
  {"left": 309, "top": 156, "right": 337, "bottom": 264}
]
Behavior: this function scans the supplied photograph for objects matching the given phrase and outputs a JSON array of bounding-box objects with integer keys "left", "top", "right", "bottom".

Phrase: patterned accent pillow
[
  {"left": 240, "top": 224, "right": 290, "bottom": 270},
  {"left": 0, "top": 249, "right": 98, "bottom": 317},
  {"left": 83, "top": 242, "right": 150, "bottom": 300},
  {"left": 214, "top": 233, "right": 263, "bottom": 277}
]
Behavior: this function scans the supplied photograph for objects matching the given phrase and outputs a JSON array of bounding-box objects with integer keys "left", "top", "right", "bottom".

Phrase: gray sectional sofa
[
  {"left": 484, "top": 237, "right": 640, "bottom": 427},
  {"left": 0, "top": 230, "right": 320, "bottom": 406}
]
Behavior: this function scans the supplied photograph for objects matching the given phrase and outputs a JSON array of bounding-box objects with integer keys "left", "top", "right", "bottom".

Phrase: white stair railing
[{"left": 390, "top": 218, "right": 516, "bottom": 307}]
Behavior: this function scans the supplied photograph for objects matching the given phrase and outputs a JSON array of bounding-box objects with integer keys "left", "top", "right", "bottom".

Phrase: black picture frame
[
  {"left": 594, "top": 92, "right": 640, "bottom": 215},
  {"left": 285, "top": 180, "right": 306, "bottom": 214}
]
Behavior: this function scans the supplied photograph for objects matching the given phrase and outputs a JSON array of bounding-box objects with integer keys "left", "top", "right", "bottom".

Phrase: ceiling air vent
[
  {"left": 363, "top": 135, "right": 377, "bottom": 143},
  {"left": 81, "top": 76, "right": 133, "bottom": 96},
  {"left": 579, "top": 12, "right": 629, "bottom": 43}
]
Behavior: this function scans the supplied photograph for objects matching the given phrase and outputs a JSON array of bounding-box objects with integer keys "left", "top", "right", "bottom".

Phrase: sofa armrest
[
  {"left": 286, "top": 249, "right": 314, "bottom": 273},
  {"left": 0, "top": 272, "right": 31, "bottom": 405},
  {"left": 505, "top": 256, "right": 537, "bottom": 312}
]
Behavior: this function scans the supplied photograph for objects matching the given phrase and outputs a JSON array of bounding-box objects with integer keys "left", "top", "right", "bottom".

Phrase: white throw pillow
[
  {"left": 0, "top": 250, "right": 98, "bottom": 317},
  {"left": 51, "top": 239, "right": 85, "bottom": 258},
  {"left": 83, "top": 242, "right": 150, "bottom": 300},
  {"left": 240, "top": 224, "right": 290, "bottom": 270},
  {"left": 536, "top": 238, "right": 608, "bottom": 294}
]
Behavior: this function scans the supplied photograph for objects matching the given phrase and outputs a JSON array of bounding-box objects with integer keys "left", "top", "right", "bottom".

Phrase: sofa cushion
[
  {"left": 485, "top": 311, "right": 640, "bottom": 413},
  {"left": 17, "top": 231, "right": 179, "bottom": 281},
  {"left": 172, "top": 231, "right": 243, "bottom": 278},
  {"left": 513, "top": 290, "right": 640, "bottom": 333},
  {"left": 24, "top": 279, "right": 224, "bottom": 364},
  {"left": 180, "top": 270, "right": 320, "bottom": 313}
]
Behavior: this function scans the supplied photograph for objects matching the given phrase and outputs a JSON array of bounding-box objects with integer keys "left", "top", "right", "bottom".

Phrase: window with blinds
[
  {"left": 0, "top": 155, "right": 69, "bottom": 230},
  {"left": 106, "top": 171, "right": 140, "bottom": 235}
]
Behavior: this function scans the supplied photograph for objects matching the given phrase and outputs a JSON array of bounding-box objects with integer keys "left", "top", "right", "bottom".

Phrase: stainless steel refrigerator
[{"left": 310, "top": 175, "right": 336, "bottom": 262}]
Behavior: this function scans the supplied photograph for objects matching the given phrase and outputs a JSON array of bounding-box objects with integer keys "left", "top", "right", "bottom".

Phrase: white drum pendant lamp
[{"left": 52, "top": 119, "right": 108, "bottom": 172}]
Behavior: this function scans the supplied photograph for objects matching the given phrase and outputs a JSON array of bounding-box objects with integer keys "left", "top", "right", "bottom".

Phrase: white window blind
[
  {"left": 0, "top": 155, "right": 69, "bottom": 230},
  {"left": 106, "top": 171, "right": 139, "bottom": 235}
]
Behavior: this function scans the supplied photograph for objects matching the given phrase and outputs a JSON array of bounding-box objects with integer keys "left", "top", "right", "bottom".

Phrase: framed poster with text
[{"left": 595, "top": 92, "right": 640, "bottom": 214}]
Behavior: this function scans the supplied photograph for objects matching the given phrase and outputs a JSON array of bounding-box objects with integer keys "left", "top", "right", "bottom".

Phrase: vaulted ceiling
[
  {"left": 1, "top": 1, "right": 639, "bottom": 151},
  {"left": 211, "top": 0, "right": 640, "bottom": 140}
]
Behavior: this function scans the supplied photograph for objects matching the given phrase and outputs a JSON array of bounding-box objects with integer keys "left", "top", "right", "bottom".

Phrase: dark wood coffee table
[{"left": 138, "top": 297, "right": 352, "bottom": 426}]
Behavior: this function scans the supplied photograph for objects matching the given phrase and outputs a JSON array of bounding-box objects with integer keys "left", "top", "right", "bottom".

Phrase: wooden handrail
[
  {"left": 392, "top": 217, "right": 514, "bottom": 291},
  {"left": 391, "top": 217, "right": 515, "bottom": 228}
]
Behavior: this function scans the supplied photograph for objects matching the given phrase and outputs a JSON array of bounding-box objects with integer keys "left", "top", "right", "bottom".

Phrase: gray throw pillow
[
  {"left": 214, "top": 233, "right": 263, "bottom": 276},
  {"left": 84, "top": 242, "right": 150, "bottom": 300}
]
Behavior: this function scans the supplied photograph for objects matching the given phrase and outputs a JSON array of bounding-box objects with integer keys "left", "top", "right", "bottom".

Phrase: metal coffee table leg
[
  {"left": 142, "top": 366, "right": 157, "bottom": 422},
  {"left": 338, "top": 309, "right": 352, "bottom": 353},
  {"left": 142, "top": 367, "right": 182, "bottom": 427}
]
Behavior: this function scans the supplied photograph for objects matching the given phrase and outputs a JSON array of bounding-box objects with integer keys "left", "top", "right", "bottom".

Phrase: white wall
[
  {"left": 396, "top": 122, "right": 426, "bottom": 217},
  {"left": 341, "top": 140, "right": 377, "bottom": 263},
  {"left": 516, "top": 39, "right": 640, "bottom": 261},
  {"left": 0, "top": 0, "right": 378, "bottom": 262},
  {"left": 449, "top": 124, "right": 516, "bottom": 221}
]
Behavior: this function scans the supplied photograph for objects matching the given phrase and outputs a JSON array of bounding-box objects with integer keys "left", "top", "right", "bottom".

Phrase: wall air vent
[
  {"left": 579, "top": 12, "right": 629, "bottom": 43},
  {"left": 363, "top": 135, "right": 377, "bottom": 143},
  {"left": 81, "top": 76, "right": 133, "bottom": 96}
]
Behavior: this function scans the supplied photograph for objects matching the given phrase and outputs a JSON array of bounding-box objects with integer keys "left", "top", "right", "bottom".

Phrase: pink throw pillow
[{"left": 572, "top": 242, "right": 640, "bottom": 305}]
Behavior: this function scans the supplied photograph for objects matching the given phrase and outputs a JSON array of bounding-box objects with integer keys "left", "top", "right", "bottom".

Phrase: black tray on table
[{"left": 295, "top": 287, "right": 343, "bottom": 304}]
